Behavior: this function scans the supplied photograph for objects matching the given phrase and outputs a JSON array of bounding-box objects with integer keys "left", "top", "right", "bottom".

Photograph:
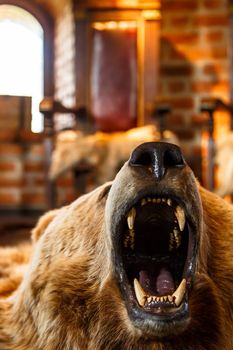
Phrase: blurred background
[{"left": 0, "top": 0, "right": 233, "bottom": 245}]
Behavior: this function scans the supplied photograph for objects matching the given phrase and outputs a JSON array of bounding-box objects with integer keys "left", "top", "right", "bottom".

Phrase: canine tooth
[
  {"left": 172, "top": 279, "right": 186, "bottom": 307},
  {"left": 141, "top": 198, "right": 146, "bottom": 206},
  {"left": 147, "top": 296, "right": 153, "bottom": 303},
  {"left": 167, "top": 198, "right": 172, "bottom": 206},
  {"left": 134, "top": 279, "right": 147, "bottom": 307},
  {"left": 174, "top": 228, "right": 179, "bottom": 236},
  {"left": 175, "top": 206, "right": 185, "bottom": 232},
  {"left": 127, "top": 207, "right": 136, "bottom": 230},
  {"left": 168, "top": 295, "right": 173, "bottom": 302}
]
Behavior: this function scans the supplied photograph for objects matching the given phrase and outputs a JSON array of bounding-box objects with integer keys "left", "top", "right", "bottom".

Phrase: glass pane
[{"left": 0, "top": 5, "right": 43, "bottom": 132}]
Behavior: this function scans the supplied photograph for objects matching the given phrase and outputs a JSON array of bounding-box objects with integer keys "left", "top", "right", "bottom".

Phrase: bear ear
[
  {"left": 97, "top": 182, "right": 112, "bottom": 201},
  {"left": 31, "top": 209, "right": 59, "bottom": 243}
]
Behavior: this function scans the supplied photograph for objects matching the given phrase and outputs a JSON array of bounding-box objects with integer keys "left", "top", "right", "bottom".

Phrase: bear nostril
[
  {"left": 130, "top": 151, "right": 153, "bottom": 167},
  {"left": 163, "top": 148, "right": 185, "bottom": 168},
  {"left": 129, "top": 142, "right": 185, "bottom": 180}
]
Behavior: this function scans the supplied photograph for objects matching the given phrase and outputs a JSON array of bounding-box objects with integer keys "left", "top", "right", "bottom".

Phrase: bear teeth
[
  {"left": 175, "top": 206, "right": 185, "bottom": 231},
  {"left": 134, "top": 278, "right": 187, "bottom": 308},
  {"left": 126, "top": 198, "right": 185, "bottom": 251},
  {"left": 169, "top": 228, "right": 182, "bottom": 251},
  {"left": 127, "top": 207, "right": 136, "bottom": 230}
]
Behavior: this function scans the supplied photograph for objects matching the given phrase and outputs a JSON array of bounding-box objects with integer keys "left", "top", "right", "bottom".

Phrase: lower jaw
[{"left": 128, "top": 298, "right": 190, "bottom": 339}]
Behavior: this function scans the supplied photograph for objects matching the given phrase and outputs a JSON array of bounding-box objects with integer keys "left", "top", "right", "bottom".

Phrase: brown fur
[
  {"left": 0, "top": 154, "right": 232, "bottom": 349},
  {"left": 0, "top": 245, "right": 31, "bottom": 298},
  {"left": 0, "top": 210, "right": 57, "bottom": 299}
]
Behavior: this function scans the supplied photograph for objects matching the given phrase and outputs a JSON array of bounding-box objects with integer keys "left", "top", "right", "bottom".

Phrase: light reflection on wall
[{"left": 92, "top": 21, "right": 137, "bottom": 31}]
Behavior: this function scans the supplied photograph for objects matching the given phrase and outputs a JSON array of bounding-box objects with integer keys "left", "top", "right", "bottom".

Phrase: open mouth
[{"left": 113, "top": 192, "right": 197, "bottom": 325}]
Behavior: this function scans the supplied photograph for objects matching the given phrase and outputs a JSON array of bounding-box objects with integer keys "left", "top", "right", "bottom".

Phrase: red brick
[
  {"left": 56, "top": 176, "right": 74, "bottom": 186},
  {"left": 203, "top": 0, "right": 225, "bottom": 9},
  {"left": 168, "top": 81, "right": 186, "bottom": 93},
  {"left": 191, "top": 81, "right": 214, "bottom": 92},
  {"left": 162, "top": 0, "right": 197, "bottom": 11},
  {"left": 192, "top": 80, "right": 229, "bottom": 93},
  {"left": 191, "top": 114, "right": 209, "bottom": 126},
  {"left": 0, "top": 162, "right": 17, "bottom": 171},
  {"left": 185, "top": 47, "right": 227, "bottom": 60},
  {"left": 0, "top": 193, "right": 20, "bottom": 205},
  {"left": 163, "top": 33, "right": 199, "bottom": 45},
  {"left": 212, "top": 81, "right": 230, "bottom": 94},
  {"left": 19, "top": 130, "right": 44, "bottom": 142},
  {"left": 0, "top": 130, "right": 17, "bottom": 142},
  {"left": 169, "top": 97, "right": 194, "bottom": 109},
  {"left": 22, "top": 193, "right": 46, "bottom": 205},
  {"left": 203, "top": 63, "right": 225, "bottom": 76},
  {"left": 28, "top": 144, "right": 45, "bottom": 157},
  {"left": 166, "top": 114, "right": 185, "bottom": 125},
  {"left": 175, "top": 129, "right": 196, "bottom": 140},
  {"left": 194, "top": 15, "right": 228, "bottom": 27},
  {"left": 57, "top": 189, "right": 76, "bottom": 205},
  {"left": 24, "top": 162, "right": 44, "bottom": 172},
  {"left": 170, "top": 16, "right": 190, "bottom": 28},
  {"left": 0, "top": 178, "right": 24, "bottom": 187},
  {"left": 160, "top": 64, "right": 193, "bottom": 77},
  {"left": 0, "top": 144, "right": 22, "bottom": 156},
  {"left": 204, "top": 31, "right": 224, "bottom": 43},
  {"left": 33, "top": 178, "right": 46, "bottom": 186}
]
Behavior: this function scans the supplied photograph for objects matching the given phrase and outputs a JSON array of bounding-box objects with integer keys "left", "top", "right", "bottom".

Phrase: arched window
[
  {"left": 0, "top": 1, "right": 53, "bottom": 132},
  {"left": 0, "top": 5, "right": 43, "bottom": 132}
]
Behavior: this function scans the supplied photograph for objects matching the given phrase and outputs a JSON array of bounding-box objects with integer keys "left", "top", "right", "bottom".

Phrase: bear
[
  {"left": 0, "top": 142, "right": 232, "bottom": 350},
  {"left": 0, "top": 210, "right": 59, "bottom": 298}
]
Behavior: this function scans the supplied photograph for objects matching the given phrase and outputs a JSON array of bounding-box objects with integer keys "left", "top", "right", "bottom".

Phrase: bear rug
[{"left": 0, "top": 142, "right": 232, "bottom": 350}]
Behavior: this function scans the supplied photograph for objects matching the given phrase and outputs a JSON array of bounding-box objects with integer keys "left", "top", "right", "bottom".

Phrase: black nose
[{"left": 129, "top": 142, "right": 185, "bottom": 179}]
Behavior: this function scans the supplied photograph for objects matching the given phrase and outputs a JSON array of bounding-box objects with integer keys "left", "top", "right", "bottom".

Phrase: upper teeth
[
  {"left": 134, "top": 278, "right": 187, "bottom": 308},
  {"left": 126, "top": 198, "right": 186, "bottom": 251},
  {"left": 127, "top": 207, "right": 136, "bottom": 230},
  {"left": 175, "top": 206, "right": 185, "bottom": 231}
]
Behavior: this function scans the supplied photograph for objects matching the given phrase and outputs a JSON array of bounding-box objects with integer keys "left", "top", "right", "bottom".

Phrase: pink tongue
[
  {"left": 156, "top": 268, "right": 175, "bottom": 295},
  {"left": 139, "top": 268, "right": 175, "bottom": 296}
]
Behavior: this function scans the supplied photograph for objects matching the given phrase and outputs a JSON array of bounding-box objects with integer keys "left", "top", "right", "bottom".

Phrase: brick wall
[
  {"left": 0, "top": 130, "right": 77, "bottom": 212},
  {"left": 54, "top": 0, "right": 76, "bottom": 130},
  {"left": 0, "top": 131, "right": 46, "bottom": 211},
  {"left": 3, "top": 0, "right": 231, "bottom": 211},
  {"left": 160, "top": 0, "right": 231, "bottom": 179},
  {"left": 0, "top": 0, "right": 77, "bottom": 213}
]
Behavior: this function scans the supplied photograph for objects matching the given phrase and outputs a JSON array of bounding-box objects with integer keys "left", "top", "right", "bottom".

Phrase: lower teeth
[{"left": 134, "top": 278, "right": 186, "bottom": 308}]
